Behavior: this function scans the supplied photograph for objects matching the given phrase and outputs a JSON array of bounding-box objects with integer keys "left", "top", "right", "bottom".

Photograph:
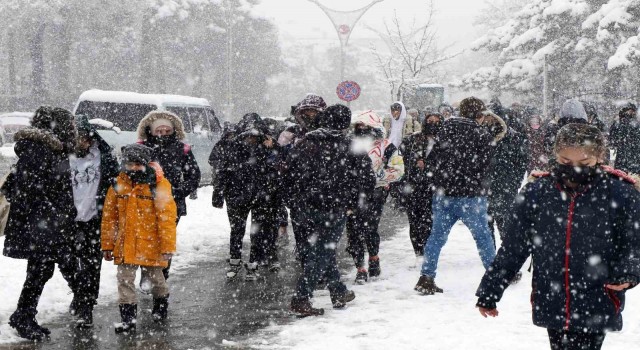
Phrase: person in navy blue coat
[{"left": 476, "top": 123, "right": 640, "bottom": 350}]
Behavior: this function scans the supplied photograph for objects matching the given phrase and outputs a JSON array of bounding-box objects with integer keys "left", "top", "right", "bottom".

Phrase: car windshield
[
  {"left": 75, "top": 101, "right": 157, "bottom": 131},
  {"left": 164, "top": 106, "right": 193, "bottom": 133}
]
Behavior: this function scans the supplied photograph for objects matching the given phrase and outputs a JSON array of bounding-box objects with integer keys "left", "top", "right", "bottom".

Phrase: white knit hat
[{"left": 151, "top": 118, "right": 174, "bottom": 134}]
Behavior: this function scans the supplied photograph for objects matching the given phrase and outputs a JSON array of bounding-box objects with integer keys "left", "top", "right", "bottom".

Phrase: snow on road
[
  {"left": 248, "top": 223, "right": 640, "bottom": 350},
  {"left": 0, "top": 186, "right": 230, "bottom": 344},
  {"left": 1, "top": 186, "right": 639, "bottom": 348}
]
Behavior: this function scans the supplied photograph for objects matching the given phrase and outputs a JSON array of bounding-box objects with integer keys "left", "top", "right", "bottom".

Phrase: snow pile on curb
[
  {"left": 0, "top": 186, "right": 229, "bottom": 343},
  {"left": 249, "top": 223, "right": 640, "bottom": 350}
]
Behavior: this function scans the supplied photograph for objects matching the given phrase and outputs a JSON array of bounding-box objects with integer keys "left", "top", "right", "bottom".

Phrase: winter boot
[
  {"left": 8, "top": 310, "right": 48, "bottom": 341},
  {"left": 354, "top": 268, "right": 368, "bottom": 285},
  {"left": 245, "top": 262, "right": 258, "bottom": 281},
  {"left": 414, "top": 276, "right": 444, "bottom": 295},
  {"left": 368, "top": 256, "right": 381, "bottom": 278},
  {"left": 75, "top": 305, "right": 94, "bottom": 329},
  {"left": 152, "top": 295, "right": 169, "bottom": 322},
  {"left": 331, "top": 290, "right": 356, "bottom": 309},
  {"left": 226, "top": 259, "right": 242, "bottom": 280},
  {"left": 290, "top": 297, "right": 324, "bottom": 317},
  {"left": 115, "top": 304, "right": 137, "bottom": 334}
]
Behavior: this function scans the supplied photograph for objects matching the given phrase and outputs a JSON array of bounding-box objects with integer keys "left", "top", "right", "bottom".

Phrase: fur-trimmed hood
[
  {"left": 136, "top": 110, "right": 187, "bottom": 141},
  {"left": 14, "top": 127, "right": 64, "bottom": 152}
]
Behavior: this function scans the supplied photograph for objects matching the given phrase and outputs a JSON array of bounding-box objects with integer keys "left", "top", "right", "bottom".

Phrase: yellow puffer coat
[{"left": 100, "top": 167, "right": 177, "bottom": 267}]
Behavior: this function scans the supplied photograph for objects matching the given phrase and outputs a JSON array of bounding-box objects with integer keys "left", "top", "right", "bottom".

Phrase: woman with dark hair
[
  {"left": 400, "top": 112, "right": 443, "bottom": 258},
  {"left": 2, "top": 106, "right": 78, "bottom": 340},
  {"left": 476, "top": 123, "right": 640, "bottom": 349}
]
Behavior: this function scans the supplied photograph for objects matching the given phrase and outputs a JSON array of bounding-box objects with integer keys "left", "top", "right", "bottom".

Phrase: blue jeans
[
  {"left": 295, "top": 208, "right": 348, "bottom": 299},
  {"left": 420, "top": 195, "right": 496, "bottom": 278}
]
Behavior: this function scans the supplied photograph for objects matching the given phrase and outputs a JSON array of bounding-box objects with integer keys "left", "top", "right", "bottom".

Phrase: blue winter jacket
[{"left": 476, "top": 168, "right": 640, "bottom": 332}]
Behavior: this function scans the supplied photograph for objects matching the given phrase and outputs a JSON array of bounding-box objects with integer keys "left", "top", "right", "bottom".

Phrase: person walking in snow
[
  {"left": 414, "top": 97, "right": 506, "bottom": 295},
  {"left": 476, "top": 123, "right": 640, "bottom": 350},
  {"left": 285, "top": 104, "right": 374, "bottom": 316},
  {"left": 2, "top": 107, "right": 79, "bottom": 341},
  {"left": 101, "top": 144, "right": 177, "bottom": 334},
  {"left": 137, "top": 110, "right": 201, "bottom": 281},
  {"left": 383, "top": 101, "right": 418, "bottom": 148},
  {"left": 400, "top": 112, "right": 443, "bottom": 257},
  {"left": 218, "top": 114, "right": 282, "bottom": 280},
  {"left": 609, "top": 102, "right": 640, "bottom": 175},
  {"left": 67, "top": 115, "right": 119, "bottom": 328},
  {"left": 525, "top": 113, "right": 547, "bottom": 172},
  {"left": 346, "top": 110, "right": 404, "bottom": 284},
  {"left": 543, "top": 99, "right": 589, "bottom": 169},
  {"left": 286, "top": 94, "right": 327, "bottom": 268}
]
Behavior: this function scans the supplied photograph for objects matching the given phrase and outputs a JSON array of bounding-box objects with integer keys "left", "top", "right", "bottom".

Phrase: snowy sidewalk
[{"left": 248, "top": 222, "right": 640, "bottom": 350}]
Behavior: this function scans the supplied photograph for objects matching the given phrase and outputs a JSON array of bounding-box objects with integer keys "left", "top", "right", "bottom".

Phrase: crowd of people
[{"left": 1, "top": 94, "right": 639, "bottom": 349}]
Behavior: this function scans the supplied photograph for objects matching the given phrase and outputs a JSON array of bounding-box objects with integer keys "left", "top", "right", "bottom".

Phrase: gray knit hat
[{"left": 121, "top": 144, "right": 153, "bottom": 165}]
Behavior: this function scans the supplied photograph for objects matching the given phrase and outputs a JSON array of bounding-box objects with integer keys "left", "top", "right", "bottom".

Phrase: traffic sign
[{"left": 336, "top": 80, "right": 361, "bottom": 102}]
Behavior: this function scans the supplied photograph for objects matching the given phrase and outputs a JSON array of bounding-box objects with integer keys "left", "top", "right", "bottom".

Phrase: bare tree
[{"left": 369, "top": 0, "right": 458, "bottom": 102}]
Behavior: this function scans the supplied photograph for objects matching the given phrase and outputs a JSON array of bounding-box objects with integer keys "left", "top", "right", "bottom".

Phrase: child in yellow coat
[{"left": 101, "top": 143, "right": 177, "bottom": 334}]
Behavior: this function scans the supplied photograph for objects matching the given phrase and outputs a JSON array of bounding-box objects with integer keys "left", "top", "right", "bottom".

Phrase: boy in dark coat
[
  {"left": 476, "top": 123, "right": 640, "bottom": 349},
  {"left": 286, "top": 104, "right": 375, "bottom": 316},
  {"left": 68, "top": 115, "right": 120, "bottom": 327},
  {"left": 137, "top": 110, "right": 201, "bottom": 280},
  {"left": 2, "top": 106, "right": 78, "bottom": 341}
]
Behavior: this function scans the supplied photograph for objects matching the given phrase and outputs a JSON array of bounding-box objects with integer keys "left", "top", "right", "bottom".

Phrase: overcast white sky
[{"left": 255, "top": 0, "right": 487, "bottom": 50}]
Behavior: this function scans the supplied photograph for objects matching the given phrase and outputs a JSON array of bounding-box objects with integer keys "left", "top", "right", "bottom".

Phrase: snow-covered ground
[
  {"left": 0, "top": 186, "right": 230, "bottom": 344},
  {"left": 248, "top": 223, "right": 640, "bottom": 350},
  {"left": 1, "top": 186, "right": 639, "bottom": 348}
]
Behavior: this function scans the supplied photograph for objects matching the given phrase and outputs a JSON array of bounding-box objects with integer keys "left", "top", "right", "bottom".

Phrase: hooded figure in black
[
  {"left": 67, "top": 115, "right": 120, "bottom": 328},
  {"left": 218, "top": 113, "right": 283, "bottom": 281},
  {"left": 609, "top": 103, "right": 640, "bottom": 175},
  {"left": 2, "top": 106, "right": 78, "bottom": 341},
  {"left": 137, "top": 110, "right": 201, "bottom": 280},
  {"left": 285, "top": 104, "right": 375, "bottom": 317},
  {"left": 400, "top": 112, "right": 443, "bottom": 257},
  {"left": 487, "top": 113, "right": 529, "bottom": 241}
]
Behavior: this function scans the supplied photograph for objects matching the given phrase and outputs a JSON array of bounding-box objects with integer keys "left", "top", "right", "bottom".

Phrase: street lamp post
[{"left": 307, "top": 0, "right": 384, "bottom": 81}]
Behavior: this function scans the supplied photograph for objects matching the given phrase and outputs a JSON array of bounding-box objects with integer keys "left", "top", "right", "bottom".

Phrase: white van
[{"left": 73, "top": 90, "right": 222, "bottom": 184}]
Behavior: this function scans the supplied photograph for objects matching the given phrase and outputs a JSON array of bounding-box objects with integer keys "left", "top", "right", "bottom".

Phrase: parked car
[
  {"left": 73, "top": 90, "right": 222, "bottom": 184},
  {"left": 0, "top": 112, "right": 33, "bottom": 145}
]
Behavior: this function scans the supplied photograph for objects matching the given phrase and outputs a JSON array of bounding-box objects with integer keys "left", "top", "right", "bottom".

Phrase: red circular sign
[
  {"left": 336, "top": 81, "right": 361, "bottom": 102},
  {"left": 338, "top": 24, "right": 351, "bottom": 35}
]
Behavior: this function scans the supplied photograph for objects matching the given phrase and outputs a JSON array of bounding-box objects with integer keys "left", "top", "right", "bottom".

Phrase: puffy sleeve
[
  {"left": 155, "top": 178, "right": 178, "bottom": 254},
  {"left": 100, "top": 185, "right": 118, "bottom": 251}
]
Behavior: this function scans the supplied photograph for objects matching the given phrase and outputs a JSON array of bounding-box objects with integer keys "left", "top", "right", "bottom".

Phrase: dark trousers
[
  {"left": 227, "top": 203, "right": 252, "bottom": 260},
  {"left": 162, "top": 216, "right": 181, "bottom": 280},
  {"left": 295, "top": 209, "right": 347, "bottom": 299},
  {"left": 406, "top": 187, "right": 434, "bottom": 256},
  {"left": 73, "top": 218, "right": 102, "bottom": 309},
  {"left": 547, "top": 329, "right": 605, "bottom": 350},
  {"left": 346, "top": 187, "right": 387, "bottom": 268},
  {"left": 249, "top": 198, "right": 279, "bottom": 265},
  {"left": 14, "top": 258, "right": 76, "bottom": 317},
  {"left": 291, "top": 206, "right": 312, "bottom": 268}
]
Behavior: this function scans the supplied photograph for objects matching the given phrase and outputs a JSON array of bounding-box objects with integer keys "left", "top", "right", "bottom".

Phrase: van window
[
  {"left": 164, "top": 106, "right": 193, "bottom": 133},
  {"left": 75, "top": 101, "right": 156, "bottom": 131}
]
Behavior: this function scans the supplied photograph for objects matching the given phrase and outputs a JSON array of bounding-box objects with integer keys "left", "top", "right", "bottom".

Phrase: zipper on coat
[{"left": 563, "top": 194, "right": 577, "bottom": 330}]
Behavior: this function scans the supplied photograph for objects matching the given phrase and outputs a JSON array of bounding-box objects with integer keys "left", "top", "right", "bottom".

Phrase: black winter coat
[
  {"left": 432, "top": 117, "right": 497, "bottom": 197},
  {"left": 219, "top": 138, "right": 282, "bottom": 208},
  {"left": 283, "top": 129, "right": 375, "bottom": 212},
  {"left": 143, "top": 136, "right": 201, "bottom": 217},
  {"left": 476, "top": 170, "right": 640, "bottom": 332},
  {"left": 92, "top": 134, "right": 120, "bottom": 218},
  {"left": 610, "top": 119, "right": 640, "bottom": 175},
  {"left": 2, "top": 129, "right": 77, "bottom": 261},
  {"left": 400, "top": 133, "right": 438, "bottom": 192},
  {"left": 488, "top": 128, "right": 529, "bottom": 211}
]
